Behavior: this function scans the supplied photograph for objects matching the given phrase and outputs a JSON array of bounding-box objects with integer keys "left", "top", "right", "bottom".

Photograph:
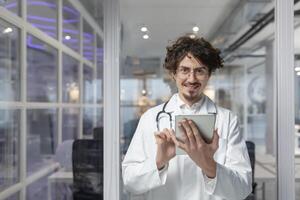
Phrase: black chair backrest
[
  {"left": 72, "top": 139, "right": 103, "bottom": 199},
  {"left": 245, "top": 140, "right": 256, "bottom": 195}
]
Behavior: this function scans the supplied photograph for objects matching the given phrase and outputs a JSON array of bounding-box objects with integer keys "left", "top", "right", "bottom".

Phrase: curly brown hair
[{"left": 164, "top": 35, "right": 224, "bottom": 75}]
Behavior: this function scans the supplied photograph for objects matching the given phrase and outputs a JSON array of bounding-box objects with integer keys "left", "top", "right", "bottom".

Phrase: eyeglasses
[{"left": 176, "top": 66, "right": 209, "bottom": 79}]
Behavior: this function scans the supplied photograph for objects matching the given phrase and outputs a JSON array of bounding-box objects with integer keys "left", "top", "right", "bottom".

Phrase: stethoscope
[{"left": 155, "top": 98, "right": 218, "bottom": 131}]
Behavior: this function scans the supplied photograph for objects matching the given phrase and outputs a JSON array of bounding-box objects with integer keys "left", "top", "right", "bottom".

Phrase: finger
[
  {"left": 164, "top": 129, "right": 173, "bottom": 142},
  {"left": 159, "top": 130, "right": 168, "bottom": 140},
  {"left": 188, "top": 120, "right": 205, "bottom": 145},
  {"left": 181, "top": 119, "right": 196, "bottom": 149},
  {"left": 178, "top": 122, "right": 189, "bottom": 144},
  {"left": 154, "top": 134, "right": 164, "bottom": 144}
]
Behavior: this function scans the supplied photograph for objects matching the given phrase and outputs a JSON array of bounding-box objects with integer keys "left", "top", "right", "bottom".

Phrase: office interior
[{"left": 0, "top": 0, "right": 299, "bottom": 199}]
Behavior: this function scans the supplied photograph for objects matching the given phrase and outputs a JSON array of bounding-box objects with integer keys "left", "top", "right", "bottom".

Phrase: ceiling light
[
  {"left": 297, "top": 72, "right": 300, "bottom": 76},
  {"left": 295, "top": 67, "right": 300, "bottom": 72},
  {"left": 140, "top": 27, "right": 148, "bottom": 32},
  {"left": 192, "top": 26, "right": 199, "bottom": 32},
  {"left": 3, "top": 27, "right": 13, "bottom": 34},
  {"left": 65, "top": 35, "right": 71, "bottom": 40},
  {"left": 189, "top": 34, "right": 196, "bottom": 39},
  {"left": 143, "top": 34, "right": 149, "bottom": 39}
]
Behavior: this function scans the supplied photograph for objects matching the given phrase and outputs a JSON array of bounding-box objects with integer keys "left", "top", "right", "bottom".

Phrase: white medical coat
[{"left": 122, "top": 94, "right": 252, "bottom": 200}]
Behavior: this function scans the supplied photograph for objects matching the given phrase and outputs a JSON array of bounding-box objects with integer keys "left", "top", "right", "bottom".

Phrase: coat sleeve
[
  {"left": 122, "top": 112, "right": 168, "bottom": 195},
  {"left": 207, "top": 112, "right": 252, "bottom": 200}
]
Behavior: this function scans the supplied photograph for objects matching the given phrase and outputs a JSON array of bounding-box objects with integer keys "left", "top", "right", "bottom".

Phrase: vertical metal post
[
  {"left": 103, "top": 0, "right": 120, "bottom": 198},
  {"left": 275, "top": 0, "right": 295, "bottom": 199},
  {"left": 20, "top": 0, "right": 27, "bottom": 199},
  {"left": 57, "top": 0, "right": 63, "bottom": 145}
]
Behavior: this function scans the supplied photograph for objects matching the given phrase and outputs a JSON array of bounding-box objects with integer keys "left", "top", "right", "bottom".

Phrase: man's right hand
[{"left": 155, "top": 128, "right": 176, "bottom": 170}]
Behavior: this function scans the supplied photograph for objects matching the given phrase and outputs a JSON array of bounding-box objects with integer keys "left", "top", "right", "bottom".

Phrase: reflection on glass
[
  {"left": 6, "top": 192, "right": 19, "bottom": 200},
  {"left": 27, "top": 0, "right": 58, "bottom": 39},
  {"left": 0, "top": 19, "right": 20, "bottom": 101},
  {"left": 83, "top": 65, "right": 94, "bottom": 103},
  {"left": 62, "top": 53, "right": 79, "bottom": 103},
  {"left": 96, "top": 107, "right": 103, "bottom": 128},
  {"left": 83, "top": 20, "right": 94, "bottom": 62},
  {"left": 146, "top": 78, "right": 172, "bottom": 104},
  {"left": 27, "top": 35, "right": 58, "bottom": 102},
  {"left": 83, "top": 107, "right": 94, "bottom": 138},
  {"left": 27, "top": 109, "right": 58, "bottom": 176},
  {"left": 120, "top": 79, "right": 142, "bottom": 105},
  {"left": 63, "top": 0, "right": 80, "bottom": 52},
  {"left": 0, "top": 0, "right": 20, "bottom": 16},
  {"left": 62, "top": 108, "right": 79, "bottom": 141},
  {"left": 26, "top": 175, "right": 48, "bottom": 200},
  {"left": 96, "top": 35, "right": 103, "bottom": 103},
  {"left": 0, "top": 109, "right": 19, "bottom": 192}
]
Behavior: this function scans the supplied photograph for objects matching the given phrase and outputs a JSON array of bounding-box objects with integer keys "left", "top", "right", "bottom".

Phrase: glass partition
[
  {"left": 26, "top": 108, "right": 58, "bottom": 176},
  {"left": 82, "top": 19, "right": 94, "bottom": 62},
  {"left": 0, "top": 0, "right": 20, "bottom": 16},
  {"left": 27, "top": 35, "right": 58, "bottom": 102},
  {"left": 62, "top": 53, "right": 80, "bottom": 103},
  {"left": 27, "top": 0, "right": 58, "bottom": 39},
  {"left": 0, "top": 109, "right": 20, "bottom": 192},
  {"left": 0, "top": 19, "right": 20, "bottom": 102},
  {"left": 62, "top": 108, "right": 79, "bottom": 141},
  {"left": 63, "top": 0, "right": 80, "bottom": 53}
]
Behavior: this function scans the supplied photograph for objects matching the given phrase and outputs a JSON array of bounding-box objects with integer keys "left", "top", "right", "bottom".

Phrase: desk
[
  {"left": 48, "top": 171, "right": 73, "bottom": 200},
  {"left": 254, "top": 154, "right": 300, "bottom": 200}
]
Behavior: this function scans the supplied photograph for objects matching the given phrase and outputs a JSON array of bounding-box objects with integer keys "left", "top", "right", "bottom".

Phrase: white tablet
[{"left": 175, "top": 114, "right": 216, "bottom": 155}]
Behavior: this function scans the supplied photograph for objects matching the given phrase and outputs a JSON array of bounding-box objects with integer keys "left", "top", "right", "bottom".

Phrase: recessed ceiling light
[
  {"left": 189, "top": 34, "right": 196, "bottom": 39},
  {"left": 143, "top": 34, "right": 149, "bottom": 39},
  {"left": 3, "top": 27, "right": 13, "bottom": 34},
  {"left": 65, "top": 35, "right": 71, "bottom": 40},
  {"left": 295, "top": 67, "right": 300, "bottom": 72},
  {"left": 297, "top": 71, "right": 300, "bottom": 76},
  {"left": 192, "top": 26, "right": 199, "bottom": 32},
  {"left": 141, "top": 27, "right": 148, "bottom": 32}
]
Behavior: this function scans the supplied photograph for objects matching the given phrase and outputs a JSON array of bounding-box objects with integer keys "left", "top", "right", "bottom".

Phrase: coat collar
[{"left": 164, "top": 93, "right": 217, "bottom": 114}]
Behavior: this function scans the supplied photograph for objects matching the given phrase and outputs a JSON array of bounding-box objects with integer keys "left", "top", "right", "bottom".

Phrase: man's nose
[{"left": 187, "top": 71, "right": 197, "bottom": 81}]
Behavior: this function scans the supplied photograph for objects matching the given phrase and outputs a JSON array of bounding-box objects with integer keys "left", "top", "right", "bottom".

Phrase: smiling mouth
[{"left": 184, "top": 84, "right": 200, "bottom": 90}]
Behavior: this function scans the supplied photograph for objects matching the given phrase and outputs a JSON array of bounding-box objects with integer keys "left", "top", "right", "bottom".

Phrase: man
[{"left": 122, "top": 36, "right": 252, "bottom": 200}]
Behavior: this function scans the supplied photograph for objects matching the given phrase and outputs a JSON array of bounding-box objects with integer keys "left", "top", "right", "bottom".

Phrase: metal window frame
[{"left": 0, "top": 0, "right": 104, "bottom": 198}]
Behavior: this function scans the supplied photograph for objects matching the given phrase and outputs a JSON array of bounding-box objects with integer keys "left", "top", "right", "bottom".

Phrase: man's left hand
[{"left": 170, "top": 119, "right": 219, "bottom": 178}]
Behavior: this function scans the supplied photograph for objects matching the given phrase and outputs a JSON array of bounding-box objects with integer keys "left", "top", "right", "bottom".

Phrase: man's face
[{"left": 172, "top": 53, "right": 210, "bottom": 104}]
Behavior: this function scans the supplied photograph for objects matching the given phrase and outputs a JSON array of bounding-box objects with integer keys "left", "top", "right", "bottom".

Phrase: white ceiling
[{"left": 120, "top": 0, "right": 241, "bottom": 58}]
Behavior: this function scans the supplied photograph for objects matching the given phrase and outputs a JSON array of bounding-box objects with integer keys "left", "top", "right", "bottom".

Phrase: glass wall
[
  {"left": 0, "top": 19, "right": 20, "bottom": 101},
  {"left": 27, "top": 0, "right": 58, "bottom": 39},
  {"left": 27, "top": 35, "right": 58, "bottom": 102},
  {"left": 63, "top": 0, "right": 80, "bottom": 53},
  {"left": 0, "top": 0, "right": 103, "bottom": 199},
  {"left": 120, "top": 0, "right": 276, "bottom": 199},
  {"left": 26, "top": 109, "right": 58, "bottom": 176},
  {"left": 62, "top": 53, "right": 80, "bottom": 103},
  {"left": 0, "top": 0, "right": 20, "bottom": 16},
  {"left": 0, "top": 109, "right": 20, "bottom": 192}
]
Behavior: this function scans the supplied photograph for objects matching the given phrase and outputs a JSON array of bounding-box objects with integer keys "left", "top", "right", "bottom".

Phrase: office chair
[
  {"left": 72, "top": 139, "right": 103, "bottom": 200},
  {"left": 245, "top": 140, "right": 257, "bottom": 200}
]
